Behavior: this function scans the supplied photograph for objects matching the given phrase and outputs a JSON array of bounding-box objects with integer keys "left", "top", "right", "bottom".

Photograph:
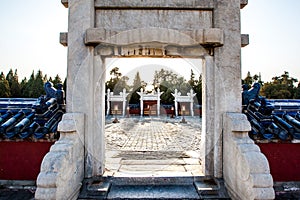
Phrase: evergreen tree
[
  {"left": 242, "top": 71, "right": 253, "bottom": 88},
  {"left": 21, "top": 70, "right": 45, "bottom": 98},
  {"left": 63, "top": 78, "right": 67, "bottom": 92},
  {"left": 22, "top": 71, "right": 35, "bottom": 97},
  {"left": 188, "top": 69, "right": 196, "bottom": 87},
  {"left": 105, "top": 67, "right": 129, "bottom": 94},
  {"left": 153, "top": 69, "right": 192, "bottom": 104},
  {"left": 261, "top": 71, "right": 298, "bottom": 99},
  {"left": 5, "top": 69, "right": 14, "bottom": 85},
  {"left": 129, "top": 71, "right": 142, "bottom": 104},
  {"left": 294, "top": 82, "right": 300, "bottom": 99},
  {"left": 9, "top": 69, "right": 21, "bottom": 97},
  {"left": 0, "top": 72, "right": 11, "bottom": 97},
  {"left": 20, "top": 77, "right": 28, "bottom": 97},
  {"left": 32, "top": 70, "right": 46, "bottom": 97},
  {"left": 52, "top": 74, "right": 62, "bottom": 88},
  {"left": 193, "top": 74, "right": 202, "bottom": 105}
]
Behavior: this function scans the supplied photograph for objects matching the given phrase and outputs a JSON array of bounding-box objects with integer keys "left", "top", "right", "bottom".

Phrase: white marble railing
[
  {"left": 222, "top": 112, "right": 275, "bottom": 200},
  {"left": 35, "top": 113, "right": 85, "bottom": 200}
]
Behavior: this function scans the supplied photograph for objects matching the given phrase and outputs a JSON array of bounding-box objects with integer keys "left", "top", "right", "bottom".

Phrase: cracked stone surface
[{"left": 104, "top": 117, "right": 203, "bottom": 177}]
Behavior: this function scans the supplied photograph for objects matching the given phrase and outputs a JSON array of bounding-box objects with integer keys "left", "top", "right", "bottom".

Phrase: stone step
[
  {"left": 78, "top": 177, "right": 111, "bottom": 199},
  {"left": 106, "top": 184, "right": 200, "bottom": 199},
  {"left": 78, "top": 176, "right": 230, "bottom": 199},
  {"left": 111, "top": 176, "right": 200, "bottom": 185}
]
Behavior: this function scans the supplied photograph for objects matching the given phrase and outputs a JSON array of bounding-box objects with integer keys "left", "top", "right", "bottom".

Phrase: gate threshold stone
[
  {"left": 106, "top": 184, "right": 200, "bottom": 199},
  {"left": 78, "top": 176, "right": 230, "bottom": 199}
]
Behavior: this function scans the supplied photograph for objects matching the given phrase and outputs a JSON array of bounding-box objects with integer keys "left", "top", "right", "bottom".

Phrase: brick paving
[
  {"left": 104, "top": 117, "right": 203, "bottom": 177},
  {"left": 105, "top": 117, "right": 201, "bottom": 152},
  {"left": 121, "top": 121, "right": 181, "bottom": 151}
]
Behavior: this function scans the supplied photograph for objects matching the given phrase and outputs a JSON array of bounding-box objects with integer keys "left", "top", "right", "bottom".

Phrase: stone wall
[
  {"left": 223, "top": 112, "right": 275, "bottom": 200},
  {"left": 35, "top": 113, "right": 85, "bottom": 200}
]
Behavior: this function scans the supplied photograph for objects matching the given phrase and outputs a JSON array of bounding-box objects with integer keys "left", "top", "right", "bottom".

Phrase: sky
[
  {"left": 0, "top": 1, "right": 300, "bottom": 83},
  {"left": 241, "top": 0, "right": 300, "bottom": 82}
]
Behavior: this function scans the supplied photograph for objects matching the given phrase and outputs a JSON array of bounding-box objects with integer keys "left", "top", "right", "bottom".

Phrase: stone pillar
[
  {"left": 106, "top": 89, "right": 110, "bottom": 116},
  {"left": 122, "top": 88, "right": 126, "bottom": 117},
  {"left": 200, "top": 56, "right": 215, "bottom": 177},
  {"left": 189, "top": 89, "right": 194, "bottom": 117},
  {"left": 174, "top": 89, "right": 178, "bottom": 117},
  {"left": 66, "top": 0, "right": 104, "bottom": 178},
  {"left": 210, "top": 0, "right": 242, "bottom": 178},
  {"left": 157, "top": 88, "right": 160, "bottom": 116},
  {"left": 139, "top": 89, "right": 144, "bottom": 116}
]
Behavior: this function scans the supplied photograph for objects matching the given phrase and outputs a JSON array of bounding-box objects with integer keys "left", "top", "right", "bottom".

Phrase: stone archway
[
  {"left": 35, "top": 1, "right": 275, "bottom": 199},
  {"left": 62, "top": 1, "right": 241, "bottom": 179}
]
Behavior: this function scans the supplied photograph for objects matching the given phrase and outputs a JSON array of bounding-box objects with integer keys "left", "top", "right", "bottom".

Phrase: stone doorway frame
[
  {"left": 75, "top": 41, "right": 219, "bottom": 179},
  {"left": 100, "top": 51, "right": 210, "bottom": 174},
  {"left": 62, "top": 0, "right": 245, "bottom": 179}
]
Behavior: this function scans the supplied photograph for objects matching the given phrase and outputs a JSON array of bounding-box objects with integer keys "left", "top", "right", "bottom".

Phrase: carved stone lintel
[{"left": 86, "top": 28, "right": 224, "bottom": 48}]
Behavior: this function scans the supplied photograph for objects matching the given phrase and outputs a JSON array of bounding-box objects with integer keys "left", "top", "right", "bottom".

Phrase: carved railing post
[
  {"left": 223, "top": 112, "right": 275, "bottom": 200},
  {"left": 35, "top": 113, "right": 85, "bottom": 200}
]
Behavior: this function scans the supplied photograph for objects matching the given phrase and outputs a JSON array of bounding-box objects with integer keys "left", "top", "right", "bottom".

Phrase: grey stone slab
[
  {"left": 113, "top": 171, "right": 193, "bottom": 178},
  {"left": 119, "top": 164, "right": 186, "bottom": 172},
  {"left": 121, "top": 159, "right": 185, "bottom": 165},
  {"left": 107, "top": 184, "right": 200, "bottom": 199}
]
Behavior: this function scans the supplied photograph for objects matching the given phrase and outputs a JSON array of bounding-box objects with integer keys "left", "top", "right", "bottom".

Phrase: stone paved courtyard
[{"left": 104, "top": 117, "right": 203, "bottom": 177}]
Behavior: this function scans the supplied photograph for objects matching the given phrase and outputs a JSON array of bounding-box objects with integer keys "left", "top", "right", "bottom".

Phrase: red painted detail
[
  {"left": 257, "top": 143, "right": 300, "bottom": 182},
  {"left": 0, "top": 141, "right": 54, "bottom": 180}
]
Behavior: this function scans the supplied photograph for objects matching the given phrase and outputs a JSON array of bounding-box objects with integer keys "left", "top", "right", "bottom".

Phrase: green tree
[
  {"left": 261, "top": 71, "right": 298, "bottom": 99},
  {"left": 188, "top": 70, "right": 202, "bottom": 104},
  {"left": 106, "top": 67, "right": 129, "bottom": 94},
  {"left": 20, "top": 77, "right": 28, "bottom": 97},
  {"left": 188, "top": 69, "right": 196, "bottom": 87},
  {"left": 63, "top": 78, "right": 67, "bottom": 92},
  {"left": 153, "top": 69, "right": 192, "bottom": 104},
  {"left": 0, "top": 72, "right": 11, "bottom": 97},
  {"left": 294, "top": 82, "right": 300, "bottom": 99},
  {"left": 193, "top": 74, "right": 202, "bottom": 104},
  {"left": 21, "top": 72, "right": 34, "bottom": 97},
  {"left": 52, "top": 74, "right": 63, "bottom": 88},
  {"left": 22, "top": 70, "right": 45, "bottom": 98},
  {"left": 32, "top": 70, "right": 46, "bottom": 97},
  {"left": 242, "top": 71, "right": 253, "bottom": 88},
  {"left": 7, "top": 69, "right": 21, "bottom": 97},
  {"left": 129, "top": 71, "right": 142, "bottom": 104},
  {"left": 242, "top": 71, "right": 263, "bottom": 89}
]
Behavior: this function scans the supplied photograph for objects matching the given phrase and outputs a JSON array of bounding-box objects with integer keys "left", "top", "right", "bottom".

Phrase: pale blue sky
[
  {"left": 0, "top": 1, "right": 300, "bottom": 83},
  {"left": 0, "top": 1, "right": 68, "bottom": 79},
  {"left": 241, "top": 0, "right": 300, "bottom": 82}
]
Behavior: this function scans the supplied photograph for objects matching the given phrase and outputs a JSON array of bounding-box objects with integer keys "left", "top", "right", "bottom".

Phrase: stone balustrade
[
  {"left": 222, "top": 112, "right": 275, "bottom": 200},
  {"left": 35, "top": 113, "right": 85, "bottom": 200}
]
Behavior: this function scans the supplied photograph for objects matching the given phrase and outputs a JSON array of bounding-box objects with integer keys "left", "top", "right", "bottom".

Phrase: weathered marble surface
[
  {"left": 35, "top": 113, "right": 85, "bottom": 200},
  {"left": 223, "top": 112, "right": 275, "bottom": 200},
  {"left": 46, "top": 0, "right": 274, "bottom": 199}
]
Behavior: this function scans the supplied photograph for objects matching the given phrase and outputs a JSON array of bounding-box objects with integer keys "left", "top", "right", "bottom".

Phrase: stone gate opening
[{"left": 103, "top": 57, "right": 203, "bottom": 177}]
